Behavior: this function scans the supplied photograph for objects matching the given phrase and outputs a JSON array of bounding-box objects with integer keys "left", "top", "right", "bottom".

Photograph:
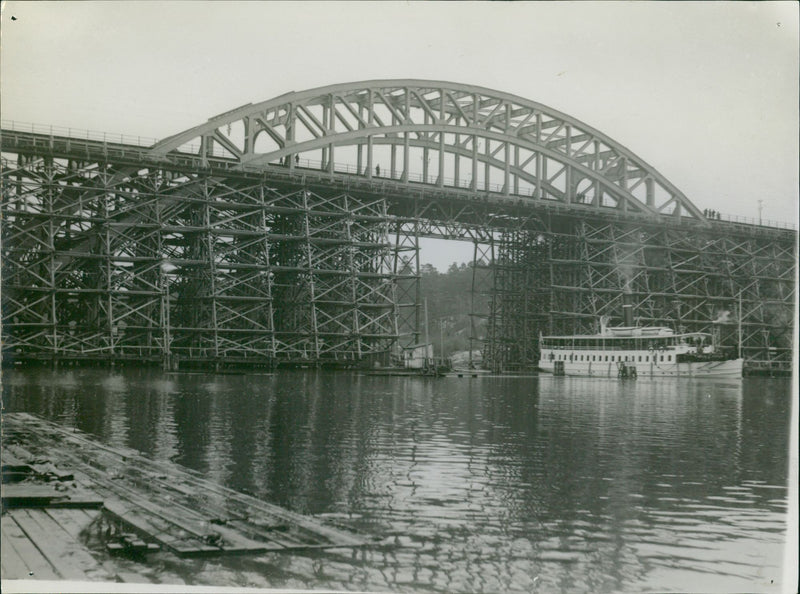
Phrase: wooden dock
[{"left": 2, "top": 412, "right": 369, "bottom": 582}]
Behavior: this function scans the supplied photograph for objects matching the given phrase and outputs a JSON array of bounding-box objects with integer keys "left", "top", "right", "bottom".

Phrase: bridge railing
[
  {"left": 1, "top": 119, "right": 158, "bottom": 149},
  {"left": 0, "top": 120, "right": 533, "bottom": 196},
  {"left": 713, "top": 212, "right": 796, "bottom": 231},
  {"left": 294, "top": 156, "right": 525, "bottom": 195},
  {"left": 2, "top": 121, "right": 795, "bottom": 231}
]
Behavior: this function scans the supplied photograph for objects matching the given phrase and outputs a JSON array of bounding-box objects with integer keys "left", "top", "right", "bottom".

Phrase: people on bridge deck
[
  {"left": 295, "top": 155, "right": 299, "bottom": 165},
  {"left": 376, "top": 164, "right": 380, "bottom": 176}
]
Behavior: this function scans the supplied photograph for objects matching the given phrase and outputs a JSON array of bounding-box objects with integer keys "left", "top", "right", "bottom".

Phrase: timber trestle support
[{"left": 2, "top": 80, "right": 795, "bottom": 372}]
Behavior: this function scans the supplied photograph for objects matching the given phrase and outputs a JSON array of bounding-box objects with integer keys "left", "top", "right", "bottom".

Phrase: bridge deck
[{"left": 2, "top": 128, "right": 794, "bottom": 236}]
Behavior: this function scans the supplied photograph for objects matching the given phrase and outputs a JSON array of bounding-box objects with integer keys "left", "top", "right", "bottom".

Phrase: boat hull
[{"left": 538, "top": 358, "right": 743, "bottom": 378}]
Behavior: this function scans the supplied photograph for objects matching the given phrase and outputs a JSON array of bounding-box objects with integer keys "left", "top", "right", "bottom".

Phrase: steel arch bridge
[
  {"left": 152, "top": 79, "right": 703, "bottom": 220},
  {"left": 1, "top": 80, "right": 796, "bottom": 372}
]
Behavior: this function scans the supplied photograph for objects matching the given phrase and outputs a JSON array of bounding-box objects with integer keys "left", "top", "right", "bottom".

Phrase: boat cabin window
[{"left": 543, "top": 332, "right": 705, "bottom": 354}]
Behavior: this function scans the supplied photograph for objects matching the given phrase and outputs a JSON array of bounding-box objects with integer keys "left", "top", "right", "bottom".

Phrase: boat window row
[
  {"left": 549, "top": 353, "right": 672, "bottom": 363},
  {"left": 541, "top": 334, "right": 708, "bottom": 351},
  {"left": 542, "top": 338, "right": 677, "bottom": 350}
]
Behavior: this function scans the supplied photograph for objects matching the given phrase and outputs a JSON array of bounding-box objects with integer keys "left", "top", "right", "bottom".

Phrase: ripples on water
[{"left": 2, "top": 369, "right": 791, "bottom": 593}]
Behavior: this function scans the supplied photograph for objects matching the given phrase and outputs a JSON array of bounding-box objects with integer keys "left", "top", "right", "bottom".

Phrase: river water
[{"left": 1, "top": 368, "right": 792, "bottom": 593}]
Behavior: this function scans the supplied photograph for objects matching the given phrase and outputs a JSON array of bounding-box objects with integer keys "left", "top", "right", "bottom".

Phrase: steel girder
[
  {"left": 148, "top": 80, "right": 707, "bottom": 223},
  {"left": 1, "top": 153, "right": 404, "bottom": 366},
  {"left": 485, "top": 218, "right": 796, "bottom": 372}
]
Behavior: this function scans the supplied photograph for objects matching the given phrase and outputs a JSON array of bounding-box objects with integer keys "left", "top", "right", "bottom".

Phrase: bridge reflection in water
[
  {"left": 3, "top": 368, "right": 790, "bottom": 592},
  {"left": 1, "top": 81, "right": 795, "bottom": 373}
]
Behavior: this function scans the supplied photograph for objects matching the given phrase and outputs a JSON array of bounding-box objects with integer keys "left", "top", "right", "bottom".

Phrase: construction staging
[{"left": 1, "top": 80, "right": 795, "bottom": 373}]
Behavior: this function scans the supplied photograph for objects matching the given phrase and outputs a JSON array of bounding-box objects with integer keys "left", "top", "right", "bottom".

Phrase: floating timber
[{"left": 2, "top": 413, "right": 368, "bottom": 563}]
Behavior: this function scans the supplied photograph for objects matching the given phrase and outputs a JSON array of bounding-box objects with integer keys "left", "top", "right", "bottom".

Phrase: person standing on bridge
[{"left": 376, "top": 164, "right": 381, "bottom": 177}]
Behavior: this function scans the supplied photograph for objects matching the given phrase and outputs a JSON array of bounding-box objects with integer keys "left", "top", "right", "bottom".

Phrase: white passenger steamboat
[{"left": 538, "top": 316, "right": 743, "bottom": 378}]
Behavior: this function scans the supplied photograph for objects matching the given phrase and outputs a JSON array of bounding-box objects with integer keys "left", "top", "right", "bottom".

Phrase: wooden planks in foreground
[
  {"left": 2, "top": 412, "right": 368, "bottom": 560},
  {"left": 1, "top": 507, "right": 117, "bottom": 581}
]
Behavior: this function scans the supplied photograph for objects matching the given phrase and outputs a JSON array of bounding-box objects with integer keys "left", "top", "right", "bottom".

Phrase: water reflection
[{"left": 1, "top": 369, "right": 790, "bottom": 593}]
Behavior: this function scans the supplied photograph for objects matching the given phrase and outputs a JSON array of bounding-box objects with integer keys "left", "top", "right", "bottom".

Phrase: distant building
[{"left": 402, "top": 343, "right": 433, "bottom": 369}]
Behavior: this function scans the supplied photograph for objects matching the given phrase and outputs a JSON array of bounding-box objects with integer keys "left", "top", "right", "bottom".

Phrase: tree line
[{"left": 418, "top": 262, "right": 490, "bottom": 358}]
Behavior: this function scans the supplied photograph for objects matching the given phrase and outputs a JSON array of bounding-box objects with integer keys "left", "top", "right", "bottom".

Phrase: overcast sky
[{"left": 1, "top": 1, "right": 797, "bottom": 270}]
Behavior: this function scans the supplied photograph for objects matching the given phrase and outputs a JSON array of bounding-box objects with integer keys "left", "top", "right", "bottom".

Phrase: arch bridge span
[
  {"left": 1, "top": 80, "right": 795, "bottom": 372},
  {"left": 153, "top": 80, "right": 704, "bottom": 222}
]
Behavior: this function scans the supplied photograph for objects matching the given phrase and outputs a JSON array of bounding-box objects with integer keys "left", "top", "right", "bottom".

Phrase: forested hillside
[{"left": 418, "top": 262, "right": 491, "bottom": 358}]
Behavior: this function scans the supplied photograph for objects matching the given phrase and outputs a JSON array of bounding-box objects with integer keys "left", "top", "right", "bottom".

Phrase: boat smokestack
[{"left": 622, "top": 280, "right": 634, "bottom": 327}]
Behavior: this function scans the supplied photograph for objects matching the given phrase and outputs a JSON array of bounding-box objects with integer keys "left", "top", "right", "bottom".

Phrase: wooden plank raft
[
  {"left": 1, "top": 508, "right": 118, "bottom": 581},
  {"left": 2, "top": 413, "right": 369, "bottom": 558},
  {"left": 1, "top": 483, "right": 104, "bottom": 509}
]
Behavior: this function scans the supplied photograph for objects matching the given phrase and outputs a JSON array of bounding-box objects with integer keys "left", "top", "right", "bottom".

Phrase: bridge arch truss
[{"left": 153, "top": 80, "right": 705, "bottom": 222}]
